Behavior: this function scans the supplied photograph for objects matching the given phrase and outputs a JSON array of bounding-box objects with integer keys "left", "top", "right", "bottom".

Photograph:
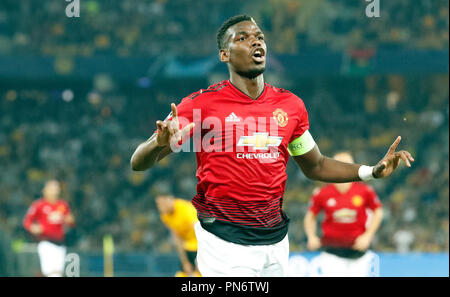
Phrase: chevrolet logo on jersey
[
  {"left": 332, "top": 208, "right": 357, "bottom": 223},
  {"left": 237, "top": 133, "right": 283, "bottom": 150}
]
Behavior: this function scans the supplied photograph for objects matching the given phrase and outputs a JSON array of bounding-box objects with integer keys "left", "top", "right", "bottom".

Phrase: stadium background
[{"left": 0, "top": 0, "right": 448, "bottom": 276}]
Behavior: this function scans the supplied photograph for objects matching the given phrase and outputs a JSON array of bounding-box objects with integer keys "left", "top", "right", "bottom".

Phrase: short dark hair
[{"left": 216, "top": 15, "right": 254, "bottom": 50}]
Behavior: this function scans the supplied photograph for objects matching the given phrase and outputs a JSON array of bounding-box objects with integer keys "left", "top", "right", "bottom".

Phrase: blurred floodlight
[
  {"left": 62, "top": 89, "right": 74, "bottom": 102},
  {"left": 5, "top": 90, "right": 17, "bottom": 101},
  {"left": 88, "top": 91, "right": 101, "bottom": 105},
  {"left": 94, "top": 74, "right": 114, "bottom": 92}
]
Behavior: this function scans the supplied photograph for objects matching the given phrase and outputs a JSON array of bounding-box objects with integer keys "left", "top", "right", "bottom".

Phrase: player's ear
[{"left": 219, "top": 49, "right": 229, "bottom": 63}]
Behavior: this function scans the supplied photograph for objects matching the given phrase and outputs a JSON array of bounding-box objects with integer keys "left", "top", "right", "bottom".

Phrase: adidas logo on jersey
[{"left": 225, "top": 112, "right": 240, "bottom": 122}]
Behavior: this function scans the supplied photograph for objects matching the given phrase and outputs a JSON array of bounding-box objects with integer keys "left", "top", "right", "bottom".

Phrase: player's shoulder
[
  {"left": 312, "top": 184, "right": 330, "bottom": 197},
  {"left": 175, "top": 198, "right": 194, "bottom": 210},
  {"left": 174, "top": 198, "right": 187, "bottom": 206},
  {"left": 58, "top": 199, "right": 70, "bottom": 207},
  {"left": 265, "top": 83, "right": 293, "bottom": 95},
  {"left": 27, "top": 199, "right": 43, "bottom": 212},
  {"left": 183, "top": 80, "right": 229, "bottom": 101},
  {"left": 321, "top": 184, "right": 338, "bottom": 195},
  {"left": 353, "top": 182, "right": 378, "bottom": 195},
  {"left": 265, "top": 83, "right": 301, "bottom": 99},
  {"left": 265, "top": 83, "right": 306, "bottom": 105},
  {"left": 311, "top": 186, "right": 322, "bottom": 197},
  {"left": 32, "top": 198, "right": 45, "bottom": 206},
  {"left": 353, "top": 181, "right": 373, "bottom": 190}
]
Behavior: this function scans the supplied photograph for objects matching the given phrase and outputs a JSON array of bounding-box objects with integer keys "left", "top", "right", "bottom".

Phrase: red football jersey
[
  {"left": 164, "top": 80, "right": 309, "bottom": 243},
  {"left": 23, "top": 198, "right": 73, "bottom": 242},
  {"left": 309, "top": 182, "right": 382, "bottom": 248}
]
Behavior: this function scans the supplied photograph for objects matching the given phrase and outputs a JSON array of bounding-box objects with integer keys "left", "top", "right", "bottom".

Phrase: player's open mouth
[{"left": 252, "top": 48, "right": 265, "bottom": 63}]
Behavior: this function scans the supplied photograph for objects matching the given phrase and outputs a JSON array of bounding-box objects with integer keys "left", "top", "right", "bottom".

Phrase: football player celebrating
[{"left": 131, "top": 15, "right": 413, "bottom": 276}]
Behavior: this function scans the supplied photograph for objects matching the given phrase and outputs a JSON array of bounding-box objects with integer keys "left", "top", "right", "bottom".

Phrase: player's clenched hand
[
  {"left": 30, "top": 223, "right": 43, "bottom": 236},
  {"left": 353, "top": 232, "right": 372, "bottom": 251},
  {"left": 307, "top": 235, "right": 321, "bottom": 251},
  {"left": 65, "top": 213, "right": 75, "bottom": 226},
  {"left": 156, "top": 103, "right": 195, "bottom": 148},
  {"left": 372, "top": 136, "right": 414, "bottom": 179}
]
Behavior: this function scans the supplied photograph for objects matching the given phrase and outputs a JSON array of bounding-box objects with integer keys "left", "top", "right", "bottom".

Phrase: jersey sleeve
[
  {"left": 23, "top": 201, "right": 39, "bottom": 231},
  {"left": 308, "top": 187, "right": 323, "bottom": 215},
  {"left": 62, "top": 201, "right": 75, "bottom": 227},
  {"left": 365, "top": 185, "right": 382, "bottom": 210},
  {"left": 62, "top": 201, "right": 71, "bottom": 215},
  {"left": 287, "top": 98, "right": 315, "bottom": 156}
]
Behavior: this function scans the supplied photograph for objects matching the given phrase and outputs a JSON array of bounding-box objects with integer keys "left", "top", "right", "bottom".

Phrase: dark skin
[
  {"left": 219, "top": 21, "right": 267, "bottom": 99},
  {"left": 130, "top": 20, "right": 414, "bottom": 182}
]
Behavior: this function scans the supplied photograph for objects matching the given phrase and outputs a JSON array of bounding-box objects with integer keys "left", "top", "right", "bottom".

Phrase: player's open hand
[
  {"left": 307, "top": 235, "right": 322, "bottom": 251},
  {"left": 156, "top": 103, "right": 195, "bottom": 149},
  {"left": 372, "top": 136, "right": 414, "bottom": 179}
]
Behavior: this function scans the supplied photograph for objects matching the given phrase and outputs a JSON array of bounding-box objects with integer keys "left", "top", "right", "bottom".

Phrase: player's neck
[
  {"left": 44, "top": 197, "right": 59, "bottom": 204},
  {"left": 229, "top": 72, "right": 265, "bottom": 100},
  {"left": 334, "top": 182, "right": 352, "bottom": 194}
]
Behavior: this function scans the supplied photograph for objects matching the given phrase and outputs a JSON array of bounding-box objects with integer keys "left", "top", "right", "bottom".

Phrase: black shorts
[{"left": 322, "top": 247, "right": 366, "bottom": 259}]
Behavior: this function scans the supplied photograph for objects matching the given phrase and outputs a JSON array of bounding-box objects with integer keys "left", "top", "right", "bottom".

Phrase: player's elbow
[
  {"left": 303, "top": 171, "right": 315, "bottom": 180},
  {"left": 130, "top": 155, "right": 150, "bottom": 171},
  {"left": 22, "top": 219, "right": 30, "bottom": 231},
  {"left": 302, "top": 168, "right": 321, "bottom": 181},
  {"left": 130, "top": 157, "right": 143, "bottom": 171},
  {"left": 304, "top": 211, "right": 316, "bottom": 224},
  {"left": 374, "top": 207, "right": 384, "bottom": 219}
]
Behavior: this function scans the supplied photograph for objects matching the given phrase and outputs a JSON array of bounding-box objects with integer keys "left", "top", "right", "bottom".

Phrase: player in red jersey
[
  {"left": 131, "top": 15, "right": 414, "bottom": 276},
  {"left": 23, "top": 180, "right": 75, "bottom": 276},
  {"left": 304, "top": 152, "right": 383, "bottom": 276}
]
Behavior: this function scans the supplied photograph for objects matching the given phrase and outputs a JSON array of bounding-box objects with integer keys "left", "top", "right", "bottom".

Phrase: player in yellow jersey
[{"left": 156, "top": 195, "right": 201, "bottom": 277}]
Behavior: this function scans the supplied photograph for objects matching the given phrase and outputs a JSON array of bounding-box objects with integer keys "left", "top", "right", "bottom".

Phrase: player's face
[
  {"left": 221, "top": 21, "right": 267, "bottom": 79},
  {"left": 43, "top": 180, "right": 60, "bottom": 201}
]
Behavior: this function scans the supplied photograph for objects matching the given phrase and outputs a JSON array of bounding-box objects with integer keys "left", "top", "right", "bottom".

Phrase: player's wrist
[
  {"left": 307, "top": 234, "right": 320, "bottom": 241},
  {"left": 358, "top": 165, "right": 375, "bottom": 181},
  {"left": 363, "top": 230, "right": 375, "bottom": 238},
  {"left": 155, "top": 136, "right": 168, "bottom": 148}
]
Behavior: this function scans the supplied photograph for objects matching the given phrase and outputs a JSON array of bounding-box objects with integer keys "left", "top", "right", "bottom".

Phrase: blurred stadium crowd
[
  {"left": 0, "top": 0, "right": 448, "bottom": 268},
  {"left": 0, "top": 0, "right": 448, "bottom": 56}
]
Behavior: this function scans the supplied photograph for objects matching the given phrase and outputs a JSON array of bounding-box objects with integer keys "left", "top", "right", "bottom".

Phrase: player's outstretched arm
[
  {"left": 293, "top": 136, "right": 414, "bottom": 183},
  {"left": 304, "top": 211, "right": 321, "bottom": 251},
  {"left": 131, "top": 103, "right": 194, "bottom": 171}
]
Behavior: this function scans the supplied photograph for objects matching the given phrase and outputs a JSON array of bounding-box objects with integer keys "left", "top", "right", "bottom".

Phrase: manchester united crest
[
  {"left": 273, "top": 108, "right": 288, "bottom": 127},
  {"left": 352, "top": 195, "right": 364, "bottom": 207}
]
